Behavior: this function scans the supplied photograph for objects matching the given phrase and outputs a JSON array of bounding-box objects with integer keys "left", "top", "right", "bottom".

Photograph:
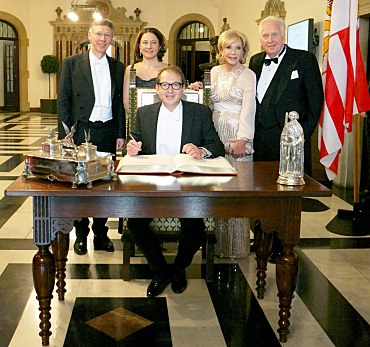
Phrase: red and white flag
[{"left": 318, "top": 0, "right": 370, "bottom": 180}]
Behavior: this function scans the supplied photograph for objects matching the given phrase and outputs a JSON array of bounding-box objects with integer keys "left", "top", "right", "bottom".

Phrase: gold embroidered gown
[{"left": 210, "top": 65, "right": 256, "bottom": 258}]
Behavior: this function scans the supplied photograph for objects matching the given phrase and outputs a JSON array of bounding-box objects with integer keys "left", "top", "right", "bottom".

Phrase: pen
[{"left": 129, "top": 133, "right": 137, "bottom": 142}]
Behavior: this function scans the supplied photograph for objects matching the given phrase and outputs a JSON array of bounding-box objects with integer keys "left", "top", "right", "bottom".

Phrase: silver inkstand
[
  {"left": 277, "top": 111, "right": 305, "bottom": 186},
  {"left": 22, "top": 123, "right": 117, "bottom": 188}
]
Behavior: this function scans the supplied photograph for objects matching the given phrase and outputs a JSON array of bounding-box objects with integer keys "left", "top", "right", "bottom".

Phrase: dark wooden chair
[
  {"left": 119, "top": 69, "right": 216, "bottom": 282},
  {"left": 119, "top": 217, "right": 216, "bottom": 282}
]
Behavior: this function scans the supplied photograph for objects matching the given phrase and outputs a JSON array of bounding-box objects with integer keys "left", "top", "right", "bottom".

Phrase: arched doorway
[
  {"left": 177, "top": 22, "right": 210, "bottom": 84},
  {"left": 0, "top": 20, "right": 19, "bottom": 112},
  {"left": 0, "top": 11, "right": 29, "bottom": 112},
  {"left": 168, "top": 14, "right": 215, "bottom": 83}
]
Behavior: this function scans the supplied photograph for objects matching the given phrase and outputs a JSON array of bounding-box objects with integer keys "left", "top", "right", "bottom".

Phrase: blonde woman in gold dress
[{"left": 210, "top": 29, "right": 256, "bottom": 258}]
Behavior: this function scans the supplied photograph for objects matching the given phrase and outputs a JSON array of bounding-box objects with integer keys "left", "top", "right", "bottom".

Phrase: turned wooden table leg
[
  {"left": 254, "top": 220, "right": 273, "bottom": 299},
  {"left": 33, "top": 244, "right": 55, "bottom": 346},
  {"left": 276, "top": 244, "right": 298, "bottom": 343},
  {"left": 51, "top": 231, "right": 69, "bottom": 301}
]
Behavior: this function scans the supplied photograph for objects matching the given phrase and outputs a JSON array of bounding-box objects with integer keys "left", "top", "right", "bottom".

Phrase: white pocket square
[{"left": 291, "top": 70, "right": 299, "bottom": 79}]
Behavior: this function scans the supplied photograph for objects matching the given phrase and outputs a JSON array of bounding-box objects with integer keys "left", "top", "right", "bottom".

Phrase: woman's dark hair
[{"left": 134, "top": 27, "right": 167, "bottom": 62}]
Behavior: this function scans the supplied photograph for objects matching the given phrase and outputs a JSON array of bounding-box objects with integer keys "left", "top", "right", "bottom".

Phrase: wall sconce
[{"left": 67, "top": 1, "right": 102, "bottom": 22}]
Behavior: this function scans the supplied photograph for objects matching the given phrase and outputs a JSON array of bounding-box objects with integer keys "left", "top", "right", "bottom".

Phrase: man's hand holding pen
[{"left": 126, "top": 134, "right": 142, "bottom": 156}]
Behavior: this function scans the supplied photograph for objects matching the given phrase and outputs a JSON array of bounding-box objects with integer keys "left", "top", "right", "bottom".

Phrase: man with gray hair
[
  {"left": 58, "top": 19, "right": 125, "bottom": 255},
  {"left": 249, "top": 16, "right": 323, "bottom": 262}
]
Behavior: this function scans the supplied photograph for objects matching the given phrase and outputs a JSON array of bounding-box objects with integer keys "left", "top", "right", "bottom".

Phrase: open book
[{"left": 116, "top": 154, "right": 237, "bottom": 175}]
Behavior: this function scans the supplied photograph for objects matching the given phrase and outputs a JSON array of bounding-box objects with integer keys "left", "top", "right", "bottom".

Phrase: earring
[{"left": 140, "top": 51, "right": 142, "bottom": 57}]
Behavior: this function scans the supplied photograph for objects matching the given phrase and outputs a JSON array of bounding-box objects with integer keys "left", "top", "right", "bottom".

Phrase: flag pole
[{"left": 353, "top": 114, "right": 360, "bottom": 204}]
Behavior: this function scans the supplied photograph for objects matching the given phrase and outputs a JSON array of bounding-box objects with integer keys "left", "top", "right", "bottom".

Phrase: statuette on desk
[{"left": 277, "top": 111, "right": 305, "bottom": 186}]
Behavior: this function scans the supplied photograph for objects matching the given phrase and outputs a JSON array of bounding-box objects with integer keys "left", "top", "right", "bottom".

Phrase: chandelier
[{"left": 67, "top": 1, "right": 102, "bottom": 22}]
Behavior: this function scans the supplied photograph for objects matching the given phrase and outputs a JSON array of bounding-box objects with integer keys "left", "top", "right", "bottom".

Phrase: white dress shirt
[
  {"left": 89, "top": 50, "right": 112, "bottom": 122},
  {"left": 156, "top": 102, "right": 183, "bottom": 156},
  {"left": 256, "top": 45, "right": 287, "bottom": 103}
]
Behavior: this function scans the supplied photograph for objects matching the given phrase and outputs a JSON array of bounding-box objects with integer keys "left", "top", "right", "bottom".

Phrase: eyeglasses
[
  {"left": 93, "top": 31, "right": 113, "bottom": 39},
  {"left": 158, "top": 82, "right": 183, "bottom": 90}
]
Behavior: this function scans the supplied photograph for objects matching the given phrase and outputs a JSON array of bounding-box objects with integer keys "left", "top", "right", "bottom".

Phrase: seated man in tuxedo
[{"left": 126, "top": 65, "right": 224, "bottom": 297}]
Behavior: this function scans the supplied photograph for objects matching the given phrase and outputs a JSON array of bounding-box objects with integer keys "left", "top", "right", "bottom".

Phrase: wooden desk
[{"left": 5, "top": 162, "right": 331, "bottom": 345}]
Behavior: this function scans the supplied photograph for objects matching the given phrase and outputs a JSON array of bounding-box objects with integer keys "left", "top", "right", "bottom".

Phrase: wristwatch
[{"left": 199, "top": 147, "right": 211, "bottom": 158}]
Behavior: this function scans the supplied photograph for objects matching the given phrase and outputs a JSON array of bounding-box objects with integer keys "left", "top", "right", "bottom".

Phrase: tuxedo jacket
[
  {"left": 132, "top": 100, "right": 225, "bottom": 157},
  {"left": 249, "top": 46, "right": 323, "bottom": 170},
  {"left": 57, "top": 52, "right": 125, "bottom": 142}
]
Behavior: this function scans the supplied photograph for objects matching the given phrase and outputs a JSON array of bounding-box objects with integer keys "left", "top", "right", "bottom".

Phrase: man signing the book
[{"left": 126, "top": 65, "right": 224, "bottom": 297}]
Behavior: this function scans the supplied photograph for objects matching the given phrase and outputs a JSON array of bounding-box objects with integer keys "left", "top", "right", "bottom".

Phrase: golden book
[{"left": 116, "top": 154, "right": 237, "bottom": 176}]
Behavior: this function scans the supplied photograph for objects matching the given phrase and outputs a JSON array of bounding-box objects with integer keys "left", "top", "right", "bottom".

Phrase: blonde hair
[{"left": 216, "top": 29, "right": 249, "bottom": 65}]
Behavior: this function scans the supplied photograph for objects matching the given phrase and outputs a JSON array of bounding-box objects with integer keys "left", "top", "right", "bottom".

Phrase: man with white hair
[{"left": 249, "top": 16, "right": 323, "bottom": 262}]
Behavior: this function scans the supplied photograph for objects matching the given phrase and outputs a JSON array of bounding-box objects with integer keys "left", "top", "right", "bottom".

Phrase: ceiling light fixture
[
  {"left": 67, "top": 1, "right": 102, "bottom": 22},
  {"left": 92, "top": 9, "right": 102, "bottom": 21}
]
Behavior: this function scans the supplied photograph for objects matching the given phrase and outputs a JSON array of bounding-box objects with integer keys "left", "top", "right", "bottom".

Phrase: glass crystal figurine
[{"left": 277, "top": 111, "right": 305, "bottom": 186}]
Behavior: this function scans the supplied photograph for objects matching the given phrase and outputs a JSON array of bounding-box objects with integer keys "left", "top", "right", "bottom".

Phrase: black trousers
[
  {"left": 74, "top": 218, "right": 108, "bottom": 236},
  {"left": 75, "top": 119, "right": 116, "bottom": 155},
  {"left": 253, "top": 124, "right": 281, "bottom": 162},
  {"left": 127, "top": 218, "right": 206, "bottom": 275},
  {"left": 73, "top": 119, "right": 116, "bottom": 235}
]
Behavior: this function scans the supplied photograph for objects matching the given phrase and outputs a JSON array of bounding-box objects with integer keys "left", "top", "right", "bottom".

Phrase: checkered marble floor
[{"left": 0, "top": 112, "right": 369, "bottom": 347}]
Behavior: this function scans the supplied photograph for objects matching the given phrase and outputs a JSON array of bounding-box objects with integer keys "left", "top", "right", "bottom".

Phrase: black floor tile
[
  {"left": 0, "top": 196, "right": 28, "bottom": 228},
  {"left": 299, "top": 237, "right": 370, "bottom": 249},
  {"left": 64, "top": 263, "right": 282, "bottom": 346},
  {"left": 0, "top": 175, "right": 20, "bottom": 180},
  {"left": 207, "top": 264, "right": 280, "bottom": 347},
  {"left": 0, "top": 264, "right": 34, "bottom": 347},
  {"left": 295, "top": 248, "right": 370, "bottom": 347},
  {"left": 0, "top": 239, "right": 35, "bottom": 250},
  {"left": 67, "top": 264, "right": 123, "bottom": 279},
  {"left": 319, "top": 317, "right": 370, "bottom": 347},
  {"left": 64, "top": 298, "right": 172, "bottom": 347},
  {"left": 0, "top": 154, "right": 25, "bottom": 172}
]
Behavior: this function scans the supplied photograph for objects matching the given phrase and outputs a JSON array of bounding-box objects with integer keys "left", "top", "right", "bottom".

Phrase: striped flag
[{"left": 318, "top": 0, "right": 370, "bottom": 180}]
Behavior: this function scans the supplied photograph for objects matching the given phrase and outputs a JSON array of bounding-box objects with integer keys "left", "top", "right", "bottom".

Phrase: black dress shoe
[
  {"left": 267, "top": 231, "right": 283, "bottom": 264},
  {"left": 267, "top": 251, "right": 280, "bottom": 264},
  {"left": 171, "top": 268, "right": 187, "bottom": 294},
  {"left": 147, "top": 273, "right": 171, "bottom": 297},
  {"left": 93, "top": 235, "right": 114, "bottom": 252},
  {"left": 74, "top": 237, "right": 87, "bottom": 255},
  {"left": 250, "top": 242, "right": 257, "bottom": 252}
]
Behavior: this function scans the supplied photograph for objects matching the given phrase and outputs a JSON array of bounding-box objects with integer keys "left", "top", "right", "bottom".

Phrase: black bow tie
[
  {"left": 264, "top": 45, "right": 286, "bottom": 66},
  {"left": 264, "top": 57, "right": 279, "bottom": 66}
]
